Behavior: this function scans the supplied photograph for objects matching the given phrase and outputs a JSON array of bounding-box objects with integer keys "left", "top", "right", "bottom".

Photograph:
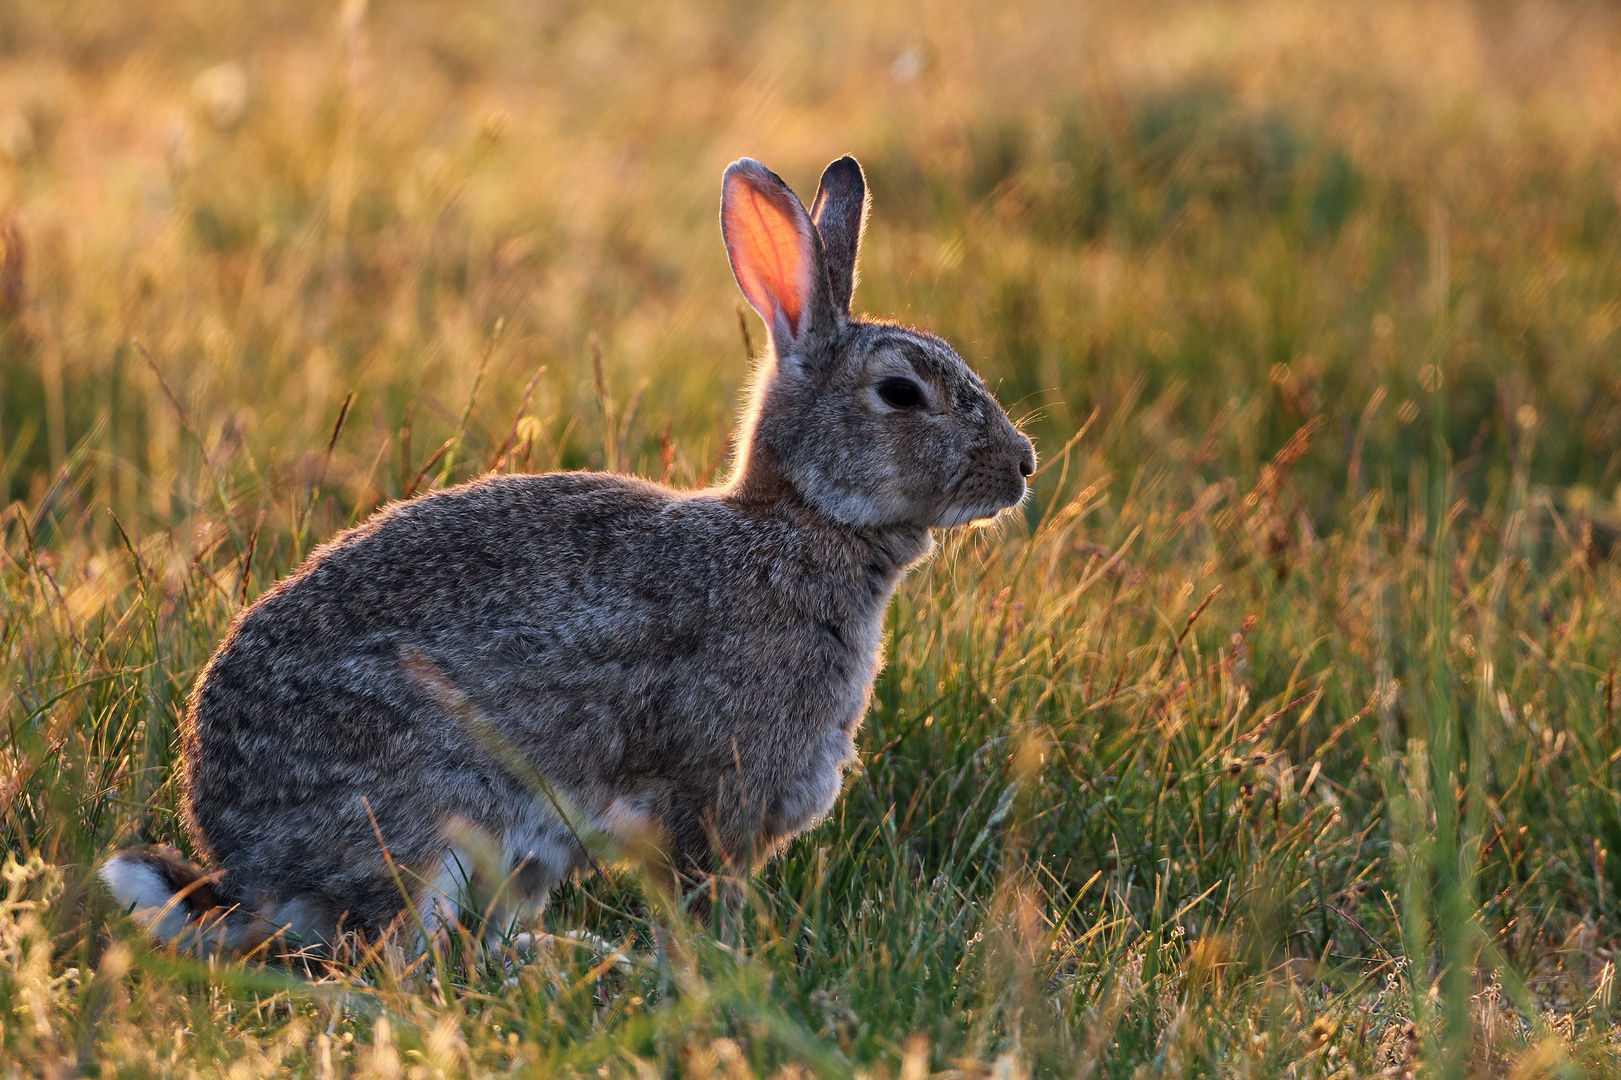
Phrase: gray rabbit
[{"left": 101, "top": 156, "right": 1035, "bottom": 952}]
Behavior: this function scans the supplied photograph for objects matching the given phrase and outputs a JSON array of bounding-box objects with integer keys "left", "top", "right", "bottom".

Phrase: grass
[{"left": 4, "top": 0, "right": 1621, "bottom": 1074}]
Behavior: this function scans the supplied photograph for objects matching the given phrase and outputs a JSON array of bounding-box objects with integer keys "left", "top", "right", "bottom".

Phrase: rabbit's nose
[{"left": 1017, "top": 441, "right": 1036, "bottom": 478}]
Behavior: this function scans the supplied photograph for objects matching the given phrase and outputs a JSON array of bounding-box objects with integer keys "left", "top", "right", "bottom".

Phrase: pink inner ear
[{"left": 724, "top": 179, "right": 811, "bottom": 338}]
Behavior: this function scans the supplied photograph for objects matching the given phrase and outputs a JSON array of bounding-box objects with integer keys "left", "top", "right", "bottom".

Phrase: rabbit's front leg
[{"left": 655, "top": 798, "right": 725, "bottom": 922}]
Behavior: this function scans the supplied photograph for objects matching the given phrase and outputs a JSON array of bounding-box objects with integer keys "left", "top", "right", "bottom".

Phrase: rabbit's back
[{"left": 182, "top": 471, "right": 925, "bottom": 930}]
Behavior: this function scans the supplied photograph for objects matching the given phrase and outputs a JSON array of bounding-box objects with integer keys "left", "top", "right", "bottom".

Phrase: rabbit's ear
[
  {"left": 722, "top": 159, "right": 834, "bottom": 351},
  {"left": 810, "top": 156, "right": 867, "bottom": 315}
]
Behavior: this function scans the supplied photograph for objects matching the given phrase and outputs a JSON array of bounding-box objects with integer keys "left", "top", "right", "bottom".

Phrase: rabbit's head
[{"left": 722, "top": 156, "right": 1035, "bottom": 531}]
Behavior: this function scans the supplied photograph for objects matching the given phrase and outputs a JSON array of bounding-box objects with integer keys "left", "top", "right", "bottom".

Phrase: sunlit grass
[{"left": 4, "top": 0, "right": 1621, "bottom": 1075}]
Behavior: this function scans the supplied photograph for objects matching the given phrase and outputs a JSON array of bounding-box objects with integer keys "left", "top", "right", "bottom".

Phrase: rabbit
[{"left": 100, "top": 155, "right": 1036, "bottom": 954}]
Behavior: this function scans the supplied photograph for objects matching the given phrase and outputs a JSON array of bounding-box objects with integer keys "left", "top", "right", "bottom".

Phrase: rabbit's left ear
[
  {"left": 721, "top": 159, "right": 834, "bottom": 352},
  {"left": 810, "top": 156, "right": 867, "bottom": 315}
]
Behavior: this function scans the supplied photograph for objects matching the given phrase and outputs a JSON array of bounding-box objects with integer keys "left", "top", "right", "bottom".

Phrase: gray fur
[
  {"left": 810, "top": 155, "right": 868, "bottom": 315},
  {"left": 101, "top": 156, "right": 1035, "bottom": 947}
]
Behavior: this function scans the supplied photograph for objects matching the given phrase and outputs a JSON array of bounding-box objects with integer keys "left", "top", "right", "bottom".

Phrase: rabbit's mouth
[
  {"left": 933, "top": 499, "right": 1021, "bottom": 528},
  {"left": 932, "top": 476, "right": 1028, "bottom": 528}
]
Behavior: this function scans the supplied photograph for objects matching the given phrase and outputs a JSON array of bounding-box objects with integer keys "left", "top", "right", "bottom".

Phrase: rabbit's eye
[{"left": 876, "top": 377, "right": 924, "bottom": 410}]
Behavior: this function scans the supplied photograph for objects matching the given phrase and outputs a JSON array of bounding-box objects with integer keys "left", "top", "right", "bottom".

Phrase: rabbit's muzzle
[{"left": 934, "top": 432, "right": 1035, "bottom": 528}]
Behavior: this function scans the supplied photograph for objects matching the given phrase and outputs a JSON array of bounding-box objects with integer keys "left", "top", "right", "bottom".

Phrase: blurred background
[
  {"left": 7, "top": 3, "right": 1621, "bottom": 1072},
  {"left": 2, "top": 0, "right": 1619, "bottom": 536}
]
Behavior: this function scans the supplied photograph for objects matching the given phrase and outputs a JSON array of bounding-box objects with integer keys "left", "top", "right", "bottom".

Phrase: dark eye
[{"left": 876, "top": 377, "right": 924, "bottom": 410}]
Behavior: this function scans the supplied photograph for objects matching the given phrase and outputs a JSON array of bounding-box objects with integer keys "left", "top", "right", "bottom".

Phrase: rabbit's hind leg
[
  {"left": 403, "top": 846, "right": 513, "bottom": 958},
  {"left": 485, "top": 824, "right": 577, "bottom": 943},
  {"left": 410, "top": 831, "right": 573, "bottom": 954},
  {"left": 412, "top": 846, "right": 478, "bottom": 948},
  {"left": 224, "top": 893, "right": 337, "bottom": 962}
]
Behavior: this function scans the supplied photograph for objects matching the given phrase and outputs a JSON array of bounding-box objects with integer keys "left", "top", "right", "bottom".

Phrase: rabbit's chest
[
  {"left": 753, "top": 607, "right": 886, "bottom": 834},
  {"left": 757, "top": 589, "right": 888, "bottom": 718},
  {"left": 770, "top": 723, "right": 857, "bottom": 839},
  {"left": 824, "top": 612, "right": 887, "bottom": 730}
]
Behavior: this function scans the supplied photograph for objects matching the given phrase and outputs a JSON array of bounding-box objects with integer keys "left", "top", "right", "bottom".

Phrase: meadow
[{"left": 3, "top": 0, "right": 1621, "bottom": 1075}]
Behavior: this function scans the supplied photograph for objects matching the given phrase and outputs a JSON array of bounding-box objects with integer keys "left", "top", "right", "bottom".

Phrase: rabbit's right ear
[
  {"left": 722, "top": 159, "right": 834, "bottom": 353},
  {"left": 810, "top": 156, "right": 867, "bottom": 316}
]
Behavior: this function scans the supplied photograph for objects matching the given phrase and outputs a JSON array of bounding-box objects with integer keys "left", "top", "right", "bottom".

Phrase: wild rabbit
[{"left": 101, "top": 155, "right": 1035, "bottom": 953}]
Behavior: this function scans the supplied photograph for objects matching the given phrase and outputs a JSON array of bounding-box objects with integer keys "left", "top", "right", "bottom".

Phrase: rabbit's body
[
  {"left": 182, "top": 470, "right": 929, "bottom": 940},
  {"left": 102, "top": 156, "right": 1034, "bottom": 952}
]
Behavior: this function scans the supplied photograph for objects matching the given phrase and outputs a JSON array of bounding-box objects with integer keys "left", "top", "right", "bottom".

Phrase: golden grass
[{"left": 4, "top": 0, "right": 1621, "bottom": 1075}]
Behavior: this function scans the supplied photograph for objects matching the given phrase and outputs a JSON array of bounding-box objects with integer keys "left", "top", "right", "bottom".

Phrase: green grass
[{"left": 4, "top": 0, "right": 1621, "bottom": 1075}]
